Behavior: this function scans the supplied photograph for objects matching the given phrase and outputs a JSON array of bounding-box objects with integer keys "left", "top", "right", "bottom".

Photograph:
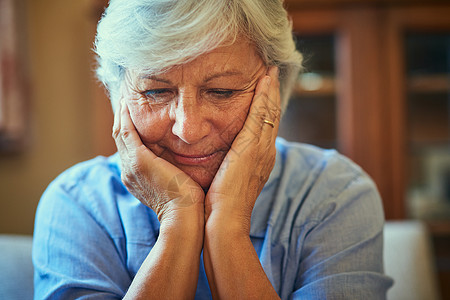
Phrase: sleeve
[
  {"left": 290, "top": 170, "right": 393, "bottom": 299},
  {"left": 32, "top": 179, "right": 132, "bottom": 299}
]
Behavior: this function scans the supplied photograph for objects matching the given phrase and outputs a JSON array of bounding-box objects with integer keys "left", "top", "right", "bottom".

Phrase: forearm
[
  {"left": 124, "top": 215, "right": 204, "bottom": 300},
  {"left": 203, "top": 215, "right": 280, "bottom": 300}
]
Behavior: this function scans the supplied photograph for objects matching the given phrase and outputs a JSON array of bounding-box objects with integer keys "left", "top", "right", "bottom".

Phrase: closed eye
[
  {"left": 141, "top": 89, "right": 175, "bottom": 103},
  {"left": 206, "top": 89, "right": 235, "bottom": 99},
  {"left": 143, "top": 89, "right": 172, "bottom": 97}
]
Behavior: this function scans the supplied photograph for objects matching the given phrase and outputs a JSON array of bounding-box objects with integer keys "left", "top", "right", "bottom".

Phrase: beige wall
[{"left": 0, "top": 0, "right": 113, "bottom": 235}]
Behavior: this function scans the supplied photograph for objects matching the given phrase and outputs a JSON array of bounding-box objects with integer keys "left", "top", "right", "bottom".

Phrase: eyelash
[
  {"left": 142, "top": 89, "right": 172, "bottom": 97},
  {"left": 206, "top": 89, "right": 235, "bottom": 98},
  {"left": 140, "top": 89, "right": 174, "bottom": 103},
  {"left": 140, "top": 89, "right": 237, "bottom": 102}
]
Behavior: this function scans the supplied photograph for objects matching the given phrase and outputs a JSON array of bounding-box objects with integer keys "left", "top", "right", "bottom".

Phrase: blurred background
[
  {"left": 0, "top": 0, "right": 449, "bottom": 297},
  {"left": 0, "top": 0, "right": 115, "bottom": 235}
]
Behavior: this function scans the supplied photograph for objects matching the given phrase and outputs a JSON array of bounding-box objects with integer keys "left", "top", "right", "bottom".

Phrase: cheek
[
  {"left": 216, "top": 94, "right": 253, "bottom": 145},
  {"left": 128, "top": 103, "right": 171, "bottom": 143}
]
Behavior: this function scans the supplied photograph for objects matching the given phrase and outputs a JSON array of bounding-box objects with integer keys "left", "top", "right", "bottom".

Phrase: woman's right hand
[
  {"left": 112, "top": 99, "right": 205, "bottom": 225},
  {"left": 114, "top": 99, "right": 205, "bottom": 299}
]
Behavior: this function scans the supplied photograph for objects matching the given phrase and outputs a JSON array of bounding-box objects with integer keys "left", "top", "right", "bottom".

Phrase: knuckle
[
  {"left": 252, "top": 104, "right": 267, "bottom": 119},
  {"left": 120, "top": 128, "right": 132, "bottom": 139},
  {"left": 268, "top": 105, "right": 281, "bottom": 120},
  {"left": 113, "top": 124, "right": 134, "bottom": 141},
  {"left": 112, "top": 126, "right": 120, "bottom": 139}
]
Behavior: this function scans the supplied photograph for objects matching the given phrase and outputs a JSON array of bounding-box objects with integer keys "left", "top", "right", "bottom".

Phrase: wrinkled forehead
[{"left": 127, "top": 38, "right": 266, "bottom": 82}]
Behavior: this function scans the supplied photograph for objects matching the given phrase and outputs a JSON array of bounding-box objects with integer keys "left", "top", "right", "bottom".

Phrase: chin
[
  {"left": 150, "top": 144, "right": 226, "bottom": 190},
  {"left": 180, "top": 166, "right": 217, "bottom": 190}
]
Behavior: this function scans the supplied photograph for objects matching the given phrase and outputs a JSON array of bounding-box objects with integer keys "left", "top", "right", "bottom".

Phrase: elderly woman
[{"left": 33, "top": 0, "right": 392, "bottom": 299}]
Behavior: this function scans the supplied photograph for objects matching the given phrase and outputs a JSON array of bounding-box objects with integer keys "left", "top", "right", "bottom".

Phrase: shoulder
[
  {"left": 36, "top": 154, "right": 157, "bottom": 240},
  {"left": 255, "top": 139, "right": 392, "bottom": 297},
  {"left": 275, "top": 137, "right": 364, "bottom": 181},
  {"left": 273, "top": 137, "right": 373, "bottom": 200},
  {"left": 47, "top": 154, "right": 122, "bottom": 196},
  {"left": 33, "top": 155, "right": 135, "bottom": 298},
  {"left": 35, "top": 155, "right": 119, "bottom": 217},
  {"left": 252, "top": 138, "right": 384, "bottom": 237},
  {"left": 40, "top": 154, "right": 128, "bottom": 210},
  {"left": 38, "top": 154, "right": 123, "bottom": 220},
  {"left": 35, "top": 154, "right": 135, "bottom": 240}
]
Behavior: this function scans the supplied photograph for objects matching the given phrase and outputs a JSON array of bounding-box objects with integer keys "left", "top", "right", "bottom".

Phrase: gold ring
[{"left": 263, "top": 119, "right": 275, "bottom": 128}]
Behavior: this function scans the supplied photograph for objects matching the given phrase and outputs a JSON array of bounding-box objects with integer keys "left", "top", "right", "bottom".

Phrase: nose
[{"left": 171, "top": 90, "right": 210, "bottom": 144}]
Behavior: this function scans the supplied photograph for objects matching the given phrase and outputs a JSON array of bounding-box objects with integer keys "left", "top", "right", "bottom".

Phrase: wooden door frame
[{"left": 386, "top": 4, "right": 450, "bottom": 219}]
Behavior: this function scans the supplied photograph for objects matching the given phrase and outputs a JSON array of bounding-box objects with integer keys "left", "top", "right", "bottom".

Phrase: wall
[{"left": 0, "top": 0, "right": 110, "bottom": 235}]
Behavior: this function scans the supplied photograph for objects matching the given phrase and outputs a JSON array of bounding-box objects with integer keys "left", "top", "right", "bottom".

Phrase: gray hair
[{"left": 95, "top": 0, "right": 303, "bottom": 111}]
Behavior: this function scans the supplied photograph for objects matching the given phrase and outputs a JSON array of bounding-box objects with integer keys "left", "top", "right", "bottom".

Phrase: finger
[
  {"left": 119, "top": 101, "right": 163, "bottom": 169},
  {"left": 112, "top": 100, "right": 121, "bottom": 140},
  {"left": 112, "top": 100, "right": 127, "bottom": 154},
  {"left": 266, "top": 66, "right": 281, "bottom": 122},
  {"left": 228, "top": 75, "right": 271, "bottom": 156},
  {"left": 119, "top": 101, "right": 147, "bottom": 153},
  {"left": 247, "top": 67, "right": 280, "bottom": 141},
  {"left": 246, "top": 66, "right": 280, "bottom": 152},
  {"left": 265, "top": 66, "right": 281, "bottom": 142}
]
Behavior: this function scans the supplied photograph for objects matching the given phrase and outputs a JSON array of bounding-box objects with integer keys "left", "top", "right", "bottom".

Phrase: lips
[{"left": 170, "top": 150, "right": 220, "bottom": 165}]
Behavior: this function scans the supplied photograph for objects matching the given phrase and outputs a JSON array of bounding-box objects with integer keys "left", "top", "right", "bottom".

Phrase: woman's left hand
[
  {"left": 205, "top": 66, "right": 280, "bottom": 233},
  {"left": 203, "top": 66, "right": 281, "bottom": 299}
]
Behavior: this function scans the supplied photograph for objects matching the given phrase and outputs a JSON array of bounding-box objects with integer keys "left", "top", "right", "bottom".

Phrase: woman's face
[{"left": 122, "top": 39, "right": 267, "bottom": 189}]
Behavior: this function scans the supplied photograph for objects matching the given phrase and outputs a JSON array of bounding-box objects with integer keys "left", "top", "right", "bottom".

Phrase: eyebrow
[
  {"left": 139, "top": 75, "right": 172, "bottom": 85},
  {"left": 140, "top": 70, "right": 244, "bottom": 84},
  {"left": 204, "top": 70, "right": 243, "bottom": 82}
]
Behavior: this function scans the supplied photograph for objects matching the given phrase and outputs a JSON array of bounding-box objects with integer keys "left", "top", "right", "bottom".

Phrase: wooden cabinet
[
  {"left": 281, "top": 1, "right": 450, "bottom": 296},
  {"left": 385, "top": 5, "right": 450, "bottom": 220},
  {"left": 281, "top": 1, "right": 450, "bottom": 222}
]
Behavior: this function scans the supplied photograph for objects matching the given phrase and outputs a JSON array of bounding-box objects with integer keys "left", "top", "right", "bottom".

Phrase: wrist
[
  {"left": 205, "top": 194, "right": 253, "bottom": 236},
  {"left": 159, "top": 204, "right": 205, "bottom": 242},
  {"left": 205, "top": 210, "right": 251, "bottom": 239}
]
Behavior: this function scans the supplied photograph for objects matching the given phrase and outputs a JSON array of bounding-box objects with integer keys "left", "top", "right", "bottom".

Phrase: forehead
[
  {"left": 135, "top": 38, "right": 264, "bottom": 81},
  {"left": 194, "top": 38, "right": 260, "bottom": 66}
]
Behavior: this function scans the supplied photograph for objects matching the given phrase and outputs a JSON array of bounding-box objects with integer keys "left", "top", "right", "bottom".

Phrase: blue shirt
[{"left": 33, "top": 138, "right": 393, "bottom": 299}]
